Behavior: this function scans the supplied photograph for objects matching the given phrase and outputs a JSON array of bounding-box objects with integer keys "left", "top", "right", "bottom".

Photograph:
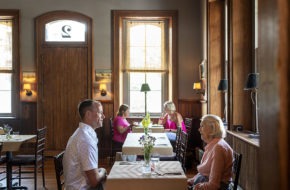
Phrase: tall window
[
  {"left": 0, "top": 10, "right": 19, "bottom": 117},
  {"left": 113, "top": 11, "right": 177, "bottom": 116},
  {"left": 124, "top": 21, "right": 168, "bottom": 114}
]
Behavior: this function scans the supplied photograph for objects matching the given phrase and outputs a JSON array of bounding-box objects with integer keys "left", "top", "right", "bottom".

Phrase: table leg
[{"left": 6, "top": 152, "right": 12, "bottom": 190}]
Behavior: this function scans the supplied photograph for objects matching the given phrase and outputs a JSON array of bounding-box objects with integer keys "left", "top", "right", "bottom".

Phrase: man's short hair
[{"left": 78, "top": 99, "right": 101, "bottom": 120}]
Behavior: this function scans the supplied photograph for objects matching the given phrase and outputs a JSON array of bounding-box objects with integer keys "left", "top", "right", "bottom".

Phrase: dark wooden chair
[
  {"left": 109, "top": 118, "right": 123, "bottom": 165},
  {"left": 178, "top": 130, "right": 188, "bottom": 172},
  {"left": 54, "top": 151, "right": 65, "bottom": 190},
  {"left": 159, "top": 127, "right": 181, "bottom": 161},
  {"left": 0, "top": 143, "right": 7, "bottom": 190},
  {"left": 10, "top": 127, "right": 47, "bottom": 190},
  {"left": 229, "top": 152, "right": 242, "bottom": 190}
]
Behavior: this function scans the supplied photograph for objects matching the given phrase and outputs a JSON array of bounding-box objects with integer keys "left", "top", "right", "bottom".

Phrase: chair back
[
  {"left": 174, "top": 127, "right": 182, "bottom": 160},
  {"left": 35, "top": 127, "right": 47, "bottom": 160},
  {"left": 231, "top": 151, "right": 242, "bottom": 190},
  {"left": 184, "top": 118, "right": 193, "bottom": 134},
  {"left": 109, "top": 117, "right": 114, "bottom": 138},
  {"left": 178, "top": 131, "right": 188, "bottom": 172},
  {"left": 54, "top": 151, "right": 65, "bottom": 190}
]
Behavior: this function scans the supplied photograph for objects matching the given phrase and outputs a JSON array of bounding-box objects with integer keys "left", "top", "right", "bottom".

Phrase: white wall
[{"left": 0, "top": 0, "right": 205, "bottom": 99}]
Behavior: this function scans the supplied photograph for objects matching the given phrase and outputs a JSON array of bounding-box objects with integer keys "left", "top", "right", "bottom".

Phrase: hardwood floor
[{"left": 0, "top": 157, "right": 197, "bottom": 189}]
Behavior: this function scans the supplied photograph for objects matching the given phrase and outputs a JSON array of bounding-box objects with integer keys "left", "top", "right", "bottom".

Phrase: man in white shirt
[{"left": 63, "top": 99, "right": 107, "bottom": 190}]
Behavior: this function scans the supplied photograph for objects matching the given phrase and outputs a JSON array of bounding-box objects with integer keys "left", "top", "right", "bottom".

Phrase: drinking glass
[{"left": 151, "top": 153, "right": 160, "bottom": 171}]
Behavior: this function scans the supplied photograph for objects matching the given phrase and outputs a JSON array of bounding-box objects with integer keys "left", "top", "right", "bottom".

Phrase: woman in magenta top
[
  {"left": 158, "top": 101, "right": 186, "bottom": 143},
  {"left": 113, "top": 104, "right": 135, "bottom": 147}
]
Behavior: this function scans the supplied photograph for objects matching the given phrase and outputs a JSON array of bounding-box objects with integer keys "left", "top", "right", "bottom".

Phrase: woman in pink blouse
[
  {"left": 158, "top": 101, "right": 186, "bottom": 144},
  {"left": 112, "top": 104, "right": 136, "bottom": 150},
  {"left": 187, "top": 114, "right": 233, "bottom": 190}
]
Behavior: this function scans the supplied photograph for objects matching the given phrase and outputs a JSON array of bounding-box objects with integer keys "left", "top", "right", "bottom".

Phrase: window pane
[
  {"left": 147, "top": 91, "right": 162, "bottom": 113},
  {"left": 0, "top": 20, "right": 12, "bottom": 70},
  {"left": 130, "top": 73, "right": 145, "bottom": 91},
  {"left": 146, "top": 73, "right": 161, "bottom": 90},
  {"left": 0, "top": 74, "right": 12, "bottom": 113},
  {"left": 45, "top": 20, "right": 86, "bottom": 42},
  {"left": 130, "top": 91, "right": 144, "bottom": 113},
  {"left": 146, "top": 24, "right": 161, "bottom": 46},
  {"left": 129, "top": 72, "right": 162, "bottom": 113},
  {"left": 129, "top": 47, "right": 145, "bottom": 68}
]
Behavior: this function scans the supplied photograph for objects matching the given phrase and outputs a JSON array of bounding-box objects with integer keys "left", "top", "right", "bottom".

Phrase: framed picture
[{"left": 93, "top": 69, "right": 112, "bottom": 101}]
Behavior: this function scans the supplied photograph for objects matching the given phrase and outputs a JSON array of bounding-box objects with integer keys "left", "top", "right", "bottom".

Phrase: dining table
[
  {"left": 132, "top": 124, "right": 164, "bottom": 133},
  {"left": 0, "top": 134, "right": 36, "bottom": 189},
  {"left": 122, "top": 133, "right": 173, "bottom": 156},
  {"left": 106, "top": 161, "right": 187, "bottom": 190}
]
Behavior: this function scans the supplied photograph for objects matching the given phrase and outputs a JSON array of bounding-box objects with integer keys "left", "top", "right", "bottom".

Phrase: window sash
[
  {"left": 122, "top": 21, "right": 169, "bottom": 115},
  {"left": 0, "top": 11, "right": 19, "bottom": 118}
]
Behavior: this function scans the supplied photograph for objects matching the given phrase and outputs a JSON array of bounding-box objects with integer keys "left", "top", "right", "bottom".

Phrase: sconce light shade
[
  {"left": 193, "top": 82, "right": 201, "bottom": 90},
  {"left": 218, "top": 79, "right": 228, "bottom": 92},
  {"left": 140, "top": 83, "right": 151, "bottom": 92},
  {"left": 23, "top": 83, "right": 32, "bottom": 96},
  {"left": 99, "top": 84, "right": 107, "bottom": 96},
  {"left": 244, "top": 73, "right": 259, "bottom": 90}
]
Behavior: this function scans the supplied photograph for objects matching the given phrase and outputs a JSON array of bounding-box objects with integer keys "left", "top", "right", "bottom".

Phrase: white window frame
[{"left": 0, "top": 10, "right": 20, "bottom": 118}]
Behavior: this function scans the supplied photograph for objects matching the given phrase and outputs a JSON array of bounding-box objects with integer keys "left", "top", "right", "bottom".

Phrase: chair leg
[
  {"left": 19, "top": 166, "right": 21, "bottom": 186},
  {"left": 34, "top": 167, "right": 37, "bottom": 190},
  {"left": 42, "top": 165, "right": 45, "bottom": 188}
]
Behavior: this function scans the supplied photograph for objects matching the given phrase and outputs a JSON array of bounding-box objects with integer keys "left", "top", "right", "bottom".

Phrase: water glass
[{"left": 151, "top": 154, "right": 160, "bottom": 171}]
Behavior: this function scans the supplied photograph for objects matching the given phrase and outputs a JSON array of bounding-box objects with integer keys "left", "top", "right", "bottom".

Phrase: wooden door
[{"left": 36, "top": 11, "right": 92, "bottom": 150}]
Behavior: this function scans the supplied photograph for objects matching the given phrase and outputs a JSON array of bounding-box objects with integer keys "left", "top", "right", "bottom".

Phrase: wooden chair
[
  {"left": 229, "top": 152, "right": 242, "bottom": 190},
  {"left": 10, "top": 127, "right": 47, "bottom": 190},
  {"left": 159, "top": 127, "right": 181, "bottom": 161},
  {"left": 178, "top": 130, "right": 188, "bottom": 172},
  {"left": 109, "top": 118, "right": 123, "bottom": 165},
  {"left": 54, "top": 151, "right": 65, "bottom": 190},
  {"left": 0, "top": 143, "right": 7, "bottom": 189}
]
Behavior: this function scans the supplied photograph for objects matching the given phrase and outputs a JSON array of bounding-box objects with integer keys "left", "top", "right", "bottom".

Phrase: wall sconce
[
  {"left": 99, "top": 84, "right": 107, "bottom": 96},
  {"left": 218, "top": 79, "right": 228, "bottom": 123},
  {"left": 23, "top": 83, "right": 33, "bottom": 96},
  {"left": 140, "top": 83, "right": 151, "bottom": 115},
  {"left": 21, "top": 72, "right": 36, "bottom": 101},
  {"left": 193, "top": 82, "right": 205, "bottom": 96},
  {"left": 244, "top": 73, "right": 259, "bottom": 138}
]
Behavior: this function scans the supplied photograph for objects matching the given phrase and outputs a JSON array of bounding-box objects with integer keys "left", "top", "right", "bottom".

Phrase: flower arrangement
[
  {"left": 141, "top": 113, "right": 151, "bottom": 134},
  {"left": 138, "top": 134, "right": 156, "bottom": 165}
]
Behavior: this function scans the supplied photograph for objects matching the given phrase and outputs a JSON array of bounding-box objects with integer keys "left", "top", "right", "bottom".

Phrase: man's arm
[{"left": 85, "top": 168, "right": 107, "bottom": 188}]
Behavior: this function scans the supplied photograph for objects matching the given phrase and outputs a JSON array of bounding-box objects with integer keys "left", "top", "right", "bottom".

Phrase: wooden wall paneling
[
  {"left": 226, "top": 132, "right": 258, "bottom": 189},
  {"left": 231, "top": 0, "right": 253, "bottom": 130},
  {"left": 178, "top": 99, "right": 202, "bottom": 118},
  {"left": 20, "top": 102, "right": 37, "bottom": 134},
  {"left": 258, "top": 0, "right": 289, "bottom": 189},
  {"left": 96, "top": 102, "right": 114, "bottom": 159},
  {"left": 208, "top": 1, "right": 224, "bottom": 117}
]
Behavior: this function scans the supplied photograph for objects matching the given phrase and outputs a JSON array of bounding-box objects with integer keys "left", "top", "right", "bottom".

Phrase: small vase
[
  {"left": 144, "top": 127, "right": 148, "bottom": 135},
  {"left": 142, "top": 146, "right": 151, "bottom": 176}
]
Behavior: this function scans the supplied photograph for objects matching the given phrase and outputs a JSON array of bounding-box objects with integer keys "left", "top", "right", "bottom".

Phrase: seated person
[
  {"left": 158, "top": 101, "right": 186, "bottom": 144},
  {"left": 187, "top": 114, "right": 233, "bottom": 190},
  {"left": 63, "top": 99, "right": 107, "bottom": 190},
  {"left": 113, "top": 104, "right": 136, "bottom": 151}
]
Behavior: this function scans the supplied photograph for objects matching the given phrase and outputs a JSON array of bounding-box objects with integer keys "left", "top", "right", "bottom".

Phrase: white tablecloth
[
  {"left": 132, "top": 124, "right": 164, "bottom": 133},
  {"left": 0, "top": 135, "right": 36, "bottom": 151},
  {"left": 122, "top": 133, "right": 173, "bottom": 155},
  {"left": 106, "top": 161, "right": 187, "bottom": 190}
]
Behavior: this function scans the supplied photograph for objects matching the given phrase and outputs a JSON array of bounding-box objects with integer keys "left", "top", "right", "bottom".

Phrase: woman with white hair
[
  {"left": 187, "top": 114, "right": 233, "bottom": 190},
  {"left": 158, "top": 101, "right": 187, "bottom": 144}
]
